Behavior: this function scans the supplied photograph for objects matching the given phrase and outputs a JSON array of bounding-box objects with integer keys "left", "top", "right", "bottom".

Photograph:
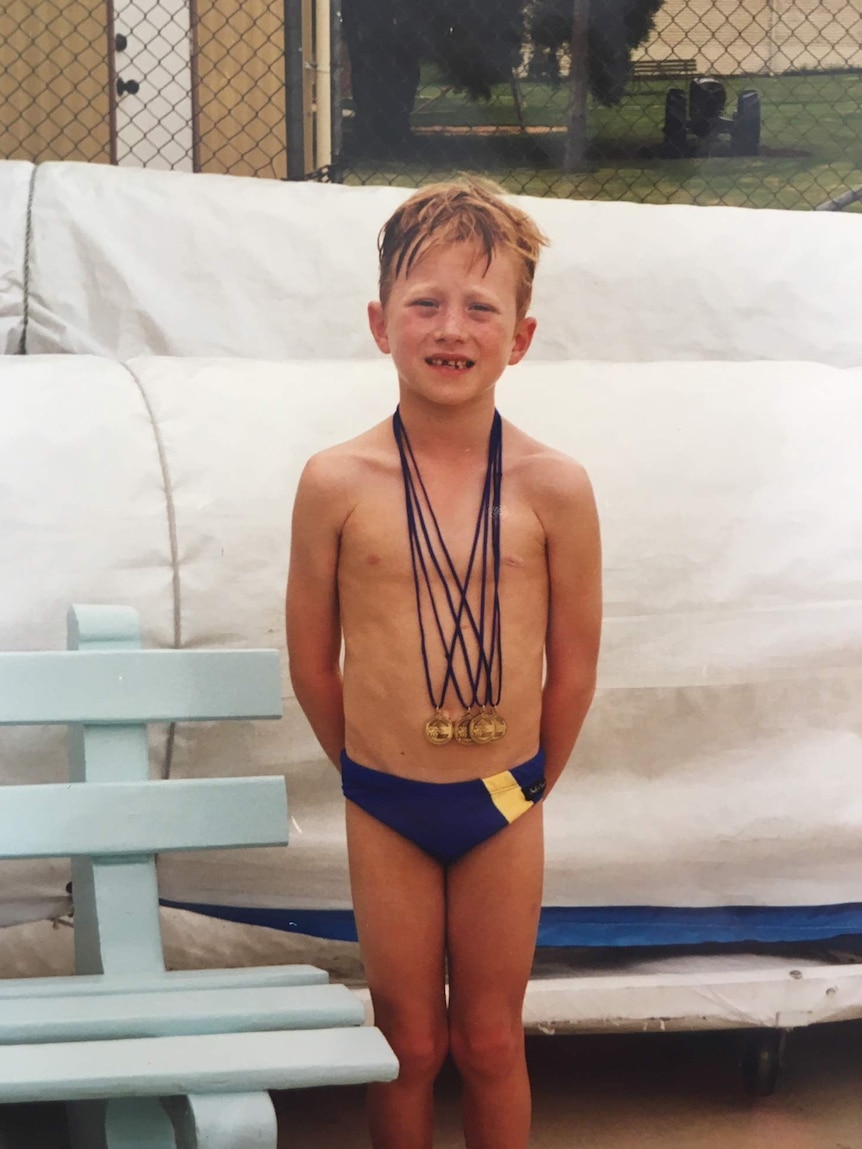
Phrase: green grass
[{"left": 343, "top": 71, "right": 862, "bottom": 210}]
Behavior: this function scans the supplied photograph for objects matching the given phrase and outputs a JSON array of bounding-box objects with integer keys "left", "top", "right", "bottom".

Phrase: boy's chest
[{"left": 339, "top": 484, "right": 546, "bottom": 589}]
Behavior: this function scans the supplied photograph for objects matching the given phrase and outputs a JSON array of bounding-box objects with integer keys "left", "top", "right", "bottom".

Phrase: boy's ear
[
  {"left": 368, "top": 301, "right": 391, "bottom": 355},
  {"left": 508, "top": 315, "right": 537, "bottom": 366}
]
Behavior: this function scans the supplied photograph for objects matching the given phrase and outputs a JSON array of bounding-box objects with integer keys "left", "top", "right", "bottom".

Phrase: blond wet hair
[{"left": 377, "top": 177, "right": 549, "bottom": 319}]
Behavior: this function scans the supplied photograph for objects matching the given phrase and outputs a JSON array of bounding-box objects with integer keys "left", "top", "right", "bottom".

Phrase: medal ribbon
[{"left": 393, "top": 408, "right": 503, "bottom": 716}]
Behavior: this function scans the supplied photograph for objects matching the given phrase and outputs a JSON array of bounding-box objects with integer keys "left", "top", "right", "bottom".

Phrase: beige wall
[
  {"left": 0, "top": 0, "right": 111, "bottom": 163},
  {"left": 193, "top": 0, "right": 288, "bottom": 178},
  {"left": 636, "top": 0, "right": 862, "bottom": 75}
]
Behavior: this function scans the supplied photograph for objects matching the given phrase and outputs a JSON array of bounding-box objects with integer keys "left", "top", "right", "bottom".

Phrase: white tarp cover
[
  {"left": 24, "top": 164, "right": 407, "bottom": 361},
  {"left": 1, "top": 354, "right": 860, "bottom": 924},
  {"left": 0, "top": 356, "right": 174, "bottom": 923},
  {"left": 0, "top": 161, "right": 32, "bottom": 354},
  {"left": 20, "top": 162, "right": 862, "bottom": 366}
]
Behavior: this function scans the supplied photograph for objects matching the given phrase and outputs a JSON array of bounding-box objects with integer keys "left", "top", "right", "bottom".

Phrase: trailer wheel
[
  {"left": 732, "top": 89, "right": 761, "bottom": 156},
  {"left": 740, "top": 1029, "right": 787, "bottom": 1096},
  {"left": 663, "top": 88, "right": 688, "bottom": 158}
]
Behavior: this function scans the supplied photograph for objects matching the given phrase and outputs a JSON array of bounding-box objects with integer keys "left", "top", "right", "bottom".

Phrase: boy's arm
[
  {"left": 538, "top": 459, "right": 603, "bottom": 793},
  {"left": 285, "top": 455, "right": 349, "bottom": 768}
]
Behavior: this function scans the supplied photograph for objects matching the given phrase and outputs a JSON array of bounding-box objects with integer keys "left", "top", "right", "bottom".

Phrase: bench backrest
[
  {"left": 0, "top": 604, "right": 285, "bottom": 978},
  {"left": 630, "top": 58, "right": 697, "bottom": 77}
]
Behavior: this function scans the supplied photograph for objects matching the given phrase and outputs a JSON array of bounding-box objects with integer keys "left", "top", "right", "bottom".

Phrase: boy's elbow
[
  {"left": 288, "top": 653, "right": 341, "bottom": 696},
  {"left": 569, "top": 677, "right": 597, "bottom": 707},
  {"left": 546, "top": 662, "right": 597, "bottom": 701}
]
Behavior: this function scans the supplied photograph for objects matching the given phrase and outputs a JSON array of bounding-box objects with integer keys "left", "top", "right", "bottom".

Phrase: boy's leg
[
  {"left": 345, "top": 800, "right": 449, "bottom": 1149},
  {"left": 446, "top": 804, "right": 544, "bottom": 1149}
]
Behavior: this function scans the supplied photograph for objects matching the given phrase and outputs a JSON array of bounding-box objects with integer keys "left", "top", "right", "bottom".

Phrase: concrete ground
[
  {"left": 273, "top": 1022, "right": 862, "bottom": 1148},
  {"left": 2, "top": 1021, "right": 862, "bottom": 1148}
]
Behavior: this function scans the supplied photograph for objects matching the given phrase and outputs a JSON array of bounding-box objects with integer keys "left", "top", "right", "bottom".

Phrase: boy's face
[{"left": 367, "top": 241, "right": 536, "bottom": 409}]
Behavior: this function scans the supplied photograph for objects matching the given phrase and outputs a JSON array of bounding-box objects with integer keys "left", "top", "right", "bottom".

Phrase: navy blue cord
[{"left": 393, "top": 409, "right": 503, "bottom": 713}]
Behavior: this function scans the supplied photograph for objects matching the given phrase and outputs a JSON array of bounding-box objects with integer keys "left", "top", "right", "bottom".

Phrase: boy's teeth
[{"left": 429, "top": 357, "right": 470, "bottom": 368}]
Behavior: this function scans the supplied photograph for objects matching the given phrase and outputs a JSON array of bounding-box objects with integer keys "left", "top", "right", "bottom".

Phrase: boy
[{"left": 286, "top": 179, "right": 601, "bottom": 1149}]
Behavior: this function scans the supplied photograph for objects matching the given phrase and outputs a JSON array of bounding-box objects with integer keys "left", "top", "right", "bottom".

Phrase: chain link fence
[{"left": 2, "top": 0, "right": 861, "bottom": 209}]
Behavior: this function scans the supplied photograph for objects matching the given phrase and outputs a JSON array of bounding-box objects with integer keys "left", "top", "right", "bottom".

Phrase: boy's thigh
[
  {"left": 445, "top": 804, "right": 544, "bottom": 1019},
  {"left": 345, "top": 799, "right": 448, "bottom": 1022}
]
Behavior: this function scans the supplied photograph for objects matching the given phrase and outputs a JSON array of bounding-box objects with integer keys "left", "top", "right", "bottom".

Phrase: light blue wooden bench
[{"left": 0, "top": 604, "right": 397, "bottom": 1149}]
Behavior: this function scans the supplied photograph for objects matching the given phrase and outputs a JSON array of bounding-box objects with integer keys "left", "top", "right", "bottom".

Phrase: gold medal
[
  {"left": 468, "top": 709, "right": 496, "bottom": 745},
  {"left": 425, "top": 712, "right": 454, "bottom": 745},
  {"left": 454, "top": 712, "right": 475, "bottom": 746},
  {"left": 490, "top": 709, "right": 508, "bottom": 742}
]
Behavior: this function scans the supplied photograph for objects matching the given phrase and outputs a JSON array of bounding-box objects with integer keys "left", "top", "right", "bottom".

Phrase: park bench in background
[
  {"left": 630, "top": 57, "right": 698, "bottom": 85},
  {"left": 0, "top": 604, "right": 397, "bottom": 1149}
]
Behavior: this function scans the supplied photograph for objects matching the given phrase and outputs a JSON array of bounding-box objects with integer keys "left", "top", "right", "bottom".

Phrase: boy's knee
[
  {"left": 449, "top": 1020, "right": 524, "bottom": 1082},
  {"left": 384, "top": 1022, "right": 449, "bottom": 1086}
]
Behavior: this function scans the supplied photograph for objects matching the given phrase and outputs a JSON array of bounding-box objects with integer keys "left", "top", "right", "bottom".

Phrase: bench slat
[
  {"left": 0, "top": 1027, "right": 399, "bottom": 1103},
  {"left": 0, "top": 965, "right": 329, "bottom": 999},
  {"left": 0, "top": 778, "right": 288, "bottom": 859},
  {"left": 0, "top": 649, "right": 282, "bottom": 725},
  {"left": 630, "top": 58, "right": 696, "bottom": 78},
  {"left": 0, "top": 983, "right": 364, "bottom": 1042}
]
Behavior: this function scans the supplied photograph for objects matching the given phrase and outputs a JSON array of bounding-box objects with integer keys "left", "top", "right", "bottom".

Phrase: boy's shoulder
[
  {"left": 301, "top": 419, "right": 392, "bottom": 482},
  {"left": 504, "top": 419, "right": 592, "bottom": 492},
  {"left": 294, "top": 424, "right": 389, "bottom": 532},
  {"left": 504, "top": 420, "right": 596, "bottom": 538}
]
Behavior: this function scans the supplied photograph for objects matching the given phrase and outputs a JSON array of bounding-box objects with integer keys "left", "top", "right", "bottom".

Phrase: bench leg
[
  {"left": 162, "top": 1092, "right": 278, "bottom": 1149},
  {"left": 68, "top": 1093, "right": 277, "bottom": 1149},
  {"left": 106, "top": 1099, "right": 180, "bottom": 1147},
  {"left": 68, "top": 1097, "right": 178, "bottom": 1149}
]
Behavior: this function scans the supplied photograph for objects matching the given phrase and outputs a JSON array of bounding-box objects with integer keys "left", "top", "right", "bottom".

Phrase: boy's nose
[{"left": 435, "top": 306, "right": 466, "bottom": 341}]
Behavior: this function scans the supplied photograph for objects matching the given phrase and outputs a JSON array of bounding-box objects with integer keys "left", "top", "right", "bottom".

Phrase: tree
[
  {"left": 343, "top": 0, "right": 525, "bottom": 155},
  {"left": 342, "top": 0, "right": 667, "bottom": 155},
  {"left": 530, "top": 0, "right": 666, "bottom": 105},
  {"left": 342, "top": 0, "right": 423, "bottom": 154}
]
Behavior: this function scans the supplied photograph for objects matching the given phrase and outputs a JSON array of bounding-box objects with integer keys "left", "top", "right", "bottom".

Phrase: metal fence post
[
  {"left": 330, "top": 0, "right": 343, "bottom": 180},
  {"left": 766, "top": 0, "right": 777, "bottom": 76},
  {"left": 564, "top": 0, "right": 590, "bottom": 173},
  {"left": 284, "top": 0, "right": 306, "bottom": 180}
]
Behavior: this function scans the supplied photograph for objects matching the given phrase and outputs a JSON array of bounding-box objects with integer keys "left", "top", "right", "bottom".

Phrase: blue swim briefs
[{"left": 340, "top": 747, "right": 546, "bottom": 866}]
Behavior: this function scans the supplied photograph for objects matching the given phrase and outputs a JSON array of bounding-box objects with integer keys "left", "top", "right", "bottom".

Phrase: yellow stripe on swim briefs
[{"left": 482, "top": 770, "right": 533, "bottom": 824}]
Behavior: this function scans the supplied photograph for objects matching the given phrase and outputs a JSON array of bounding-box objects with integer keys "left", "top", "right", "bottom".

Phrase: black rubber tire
[
  {"left": 663, "top": 88, "right": 688, "bottom": 158},
  {"left": 732, "top": 89, "right": 762, "bottom": 156},
  {"left": 740, "top": 1029, "right": 787, "bottom": 1097}
]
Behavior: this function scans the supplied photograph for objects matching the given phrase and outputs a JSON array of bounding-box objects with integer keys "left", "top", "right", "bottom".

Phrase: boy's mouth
[{"left": 425, "top": 356, "right": 475, "bottom": 370}]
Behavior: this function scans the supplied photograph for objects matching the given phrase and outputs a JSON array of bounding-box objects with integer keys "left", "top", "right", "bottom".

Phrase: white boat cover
[
  {"left": 1, "top": 353, "right": 860, "bottom": 927},
  {"left": 0, "top": 161, "right": 31, "bottom": 354},
  {"left": 14, "top": 160, "right": 862, "bottom": 366}
]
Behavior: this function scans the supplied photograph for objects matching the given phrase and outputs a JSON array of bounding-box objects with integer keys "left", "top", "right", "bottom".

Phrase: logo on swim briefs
[{"left": 521, "top": 778, "right": 546, "bottom": 802}]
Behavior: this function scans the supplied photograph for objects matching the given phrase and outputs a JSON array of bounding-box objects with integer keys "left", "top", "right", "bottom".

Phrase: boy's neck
[{"left": 395, "top": 395, "right": 497, "bottom": 462}]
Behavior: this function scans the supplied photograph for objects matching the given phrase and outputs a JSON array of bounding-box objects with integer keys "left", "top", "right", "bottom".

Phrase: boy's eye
[
  {"left": 470, "top": 303, "right": 495, "bottom": 313},
  {"left": 412, "top": 299, "right": 438, "bottom": 308}
]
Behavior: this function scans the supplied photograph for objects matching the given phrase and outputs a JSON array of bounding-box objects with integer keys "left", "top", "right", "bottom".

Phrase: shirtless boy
[{"left": 286, "top": 179, "right": 602, "bottom": 1149}]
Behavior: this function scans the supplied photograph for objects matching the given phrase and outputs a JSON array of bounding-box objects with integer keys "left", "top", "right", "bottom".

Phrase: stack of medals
[{"left": 393, "top": 407, "right": 507, "bottom": 747}]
